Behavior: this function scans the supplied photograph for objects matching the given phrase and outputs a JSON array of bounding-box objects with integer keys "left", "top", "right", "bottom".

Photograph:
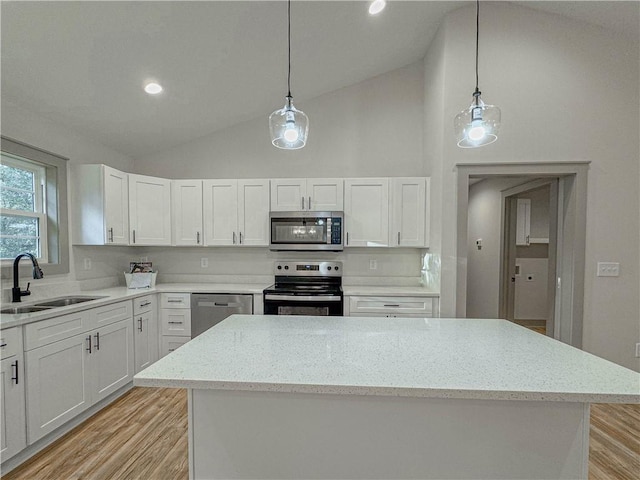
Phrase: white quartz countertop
[{"left": 134, "top": 315, "right": 640, "bottom": 403}]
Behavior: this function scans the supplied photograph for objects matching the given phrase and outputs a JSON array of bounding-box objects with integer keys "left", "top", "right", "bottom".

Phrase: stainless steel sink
[
  {"left": 1, "top": 306, "right": 54, "bottom": 314},
  {"left": 34, "top": 296, "right": 107, "bottom": 307}
]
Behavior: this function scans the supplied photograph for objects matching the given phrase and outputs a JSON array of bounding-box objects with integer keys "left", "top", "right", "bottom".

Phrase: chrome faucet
[{"left": 12, "top": 253, "right": 44, "bottom": 302}]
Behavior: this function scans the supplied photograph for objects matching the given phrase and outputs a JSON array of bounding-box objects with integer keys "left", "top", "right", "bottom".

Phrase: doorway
[{"left": 455, "top": 162, "right": 589, "bottom": 348}]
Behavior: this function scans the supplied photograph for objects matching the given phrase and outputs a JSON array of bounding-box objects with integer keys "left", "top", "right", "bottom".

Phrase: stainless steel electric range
[{"left": 263, "top": 261, "right": 343, "bottom": 316}]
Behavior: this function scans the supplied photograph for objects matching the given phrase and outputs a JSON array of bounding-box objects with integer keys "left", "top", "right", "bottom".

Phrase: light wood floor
[{"left": 3, "top": 388, "right": 639, "bottom": 480}]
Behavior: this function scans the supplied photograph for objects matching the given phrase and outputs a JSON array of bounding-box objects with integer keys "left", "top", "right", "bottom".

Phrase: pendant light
[
  {"left": 454, "top": 0, "right": 501, "bottom": 148},
  {"left": 269, "top": 0, "right": 309, "bottom": 150}
]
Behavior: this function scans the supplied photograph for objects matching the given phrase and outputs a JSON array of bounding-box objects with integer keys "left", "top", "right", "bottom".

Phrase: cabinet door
[
  {"left": 1, "top": 356, "right": 26, "bottom": 461},
  {"left": 344, "top": 178, "right": 389, "bottom": 247},
  {"left": 25, "top": 333, "right": 92, "bottom": 443},
  {"left": 203, "top": 180, "right": 238, "bottom": 246},
  {"left": 516, "top": 199, "right": 531, "bottom": 246},
  {"left": 92, "top": 319, "right": 134, "bottom": 403},
  {"left": 134, "top": 310, "right": 159, "bottom": 373},
  {"left": 129, "top": 174, "right": 172, "bottom": 245},
  {"left": 238, "top": 180, "right": 270, "bottom": 246},
  {"left": 103, "top": 166, "right": 129, "bottom": 245},
  {"left": 270, "top": 179, "right": 306, "bottom": 211},
  {"left": 307, "top": 178, "right": 344, "bottom": 211},
  {"left": 391, "top": 178, "right": 426, "bottom": 247},
  {"left": 172, "top": 180, "right": 203, "bottom": 246}
]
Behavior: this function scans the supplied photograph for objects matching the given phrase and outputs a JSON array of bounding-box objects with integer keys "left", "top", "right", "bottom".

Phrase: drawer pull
[
  {"left": 168, "top": 321, "right": 183, "bottom": 324},
  {"left": 94, "top": 331, "right": 100, "bottom": 351},
  {"left": 168, "top": 348, "right": 176, "bottom": 352},
  {"left": 86, "top": 335, "right": 92, "bottom": 354},
  {"left": 11, "top": 360, "right": 19, "bottom": 384},
  {"left": 167, "top": 299, "right": 183, "bottom": 303},
  {"left": 383, "top": 304, "right": 400, "bottom": 308},
  {"left": 138, "top": 317, "right": 143, "bottom": 332},
  {"left": 140, "top": 301, "right": 151, "bottom": 307},
  {"left": 0, "top": 343, "right": 7, "bottom": 348}
]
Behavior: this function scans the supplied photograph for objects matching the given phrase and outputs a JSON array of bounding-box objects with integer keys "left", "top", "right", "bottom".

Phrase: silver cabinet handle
[
  {"left": 138, "top": 317, "right": 143, "bottom": 332},
  {"left": 0, "top": 343, "right": 7, "bottom": 348},
  {"left": 11, "top": 360, "right": 18, "bottom": 384},
  {"left": 86, "top": 335, "right": 92, "bottom": 354},
  {"left": 168, "top": 348, "right": 176, "bottom": 352},
  {"left": 383, "top": 304, "right": 400, "bottom": 308},
  {"left": 168, "top": 321, "right": 183, "bottom": 324},
  {"left": 346, "top": 232, "right": 349, "bottom": 245},
  {"left": 167, "top": 299, "right": 182, "bottom": 303},
  {"left": 397, "top": 232, "right": 400, "bottom": 245},
  {"left": 526, "top": 234, "right": 530, "bottom": 245},
  {"left": 197, "top": 231, "right": 201, "bottom": 244},
  {"left": 301, "top": 197, "right": 304, "bottom": 210},
  {"left": 108, "top": 227, "right": 114, "bottom": 243},
  {"left": 132, "top": 229, "right": 136, "bottom": 244},
  {"left": 94, "top": 331, "right": 100, "bottom": 351},
  {"left": 308, "top": 196, "right": 311, "bottom": 210},
  {"left": 239, "top": 232, "right": 243, "bottom": 244},
  {"left": 232, "top": 232, "right": 236, "bottom": 244},
  {"left": 140, "top": 301, "right": 151, "bottom": 307}
]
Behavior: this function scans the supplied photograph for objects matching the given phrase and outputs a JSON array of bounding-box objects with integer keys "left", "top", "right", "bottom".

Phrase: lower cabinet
[
  {"left": 160, "top": 293, "right": 191, "bottom": 357},
  {"left": 160, "top": 336, "right": 190, "bottom": 356},
  {"left": 346, "top": 295, "right": 440, "bottom": 318},
  {"left": 1, "top": 327, "right": 26, "bottom": 462},
  {"left": 133, "top": 295, "right": 159, "bottom": 373},
  {"left": 25, "top": 317, "right": 134, "bottom": 443}
]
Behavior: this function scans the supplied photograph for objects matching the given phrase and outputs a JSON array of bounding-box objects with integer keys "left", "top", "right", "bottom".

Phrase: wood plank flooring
[{"left": 3, "top": 388, "right": 639, "bottom": 480}]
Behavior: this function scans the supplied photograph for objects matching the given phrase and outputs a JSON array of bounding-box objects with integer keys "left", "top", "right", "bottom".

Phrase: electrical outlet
[
  {"left": 597, "top": 262, "right": 620, "bottom": 277},
  {"left": 83, "top": 258, "right": 91, "bottom": 270},
  {"left": 636, "top": 343, "right": 640, "bottom": 358},
  {"left": 369, "top": 259, "right": 377, "bottom": 270},
  {"left": 200, "top": 258, "right": 209, "bottom": 268}
]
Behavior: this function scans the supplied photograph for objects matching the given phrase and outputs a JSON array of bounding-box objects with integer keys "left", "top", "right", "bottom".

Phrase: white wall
[
  {"left": 133, "top": 62, "right": 425, "bottom": 179},
  {"left": 1, "top": 101, "right": 135, "bottom": 298},
  {"left": 428, "top": 3, "right": 639, "bottom": 370}
]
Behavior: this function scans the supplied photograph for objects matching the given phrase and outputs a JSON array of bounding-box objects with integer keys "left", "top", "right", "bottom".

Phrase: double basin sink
[{"left": 1, "top": 296, "right": 107, "bottom": 315}]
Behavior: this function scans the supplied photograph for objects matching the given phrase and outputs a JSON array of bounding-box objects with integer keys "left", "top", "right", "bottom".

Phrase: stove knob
[
  {"left": 327, "top": 266, "right": 332, "bottom": 271},
  {"left": 284, "top": 265, "right": 289, "bottom": 270},
  {"left": 335, "top": 266, "right": 339, "bottom": 271},
  {"left": 277, "top": 265, "right": 282, "bottom": 270}
]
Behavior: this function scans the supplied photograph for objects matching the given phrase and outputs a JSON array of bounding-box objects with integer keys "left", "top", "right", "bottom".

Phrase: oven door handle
[{"left": 264, "top": 294, "right": 342, "bottom": 302}]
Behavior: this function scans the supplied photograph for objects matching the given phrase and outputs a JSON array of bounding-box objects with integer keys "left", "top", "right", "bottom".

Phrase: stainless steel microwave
[{"left": 269, "top": 211, "right": 343, "bottom": 251}]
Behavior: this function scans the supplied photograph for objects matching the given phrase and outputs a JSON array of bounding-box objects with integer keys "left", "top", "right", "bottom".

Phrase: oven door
[{"left": 264, "top": 294, "right": 344, "bottom": 316}]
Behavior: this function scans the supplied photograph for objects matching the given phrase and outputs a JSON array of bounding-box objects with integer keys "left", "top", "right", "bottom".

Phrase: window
[
  {"left": 0, "top": 136, "right": 69, "bottom": 276},
  {"left": 0, "top": 153, "right": 48, "bottom": 260}
]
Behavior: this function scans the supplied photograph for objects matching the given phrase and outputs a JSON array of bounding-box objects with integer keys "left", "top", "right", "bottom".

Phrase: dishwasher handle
[{"left": 196, "top": 301, "right": 246, "bottom": 308}]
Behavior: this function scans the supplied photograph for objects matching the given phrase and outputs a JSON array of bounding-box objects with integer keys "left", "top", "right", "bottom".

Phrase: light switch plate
[
  {"left": 200, "top": 258, "right": 209, "bottom": 268},
  {"left": 597, "top": 262, "right": 620, "bottom": 277}
]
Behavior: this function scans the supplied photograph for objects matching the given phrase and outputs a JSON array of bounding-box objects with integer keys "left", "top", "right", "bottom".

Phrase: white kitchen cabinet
[
  {"left": 172, "top": 180, "right": 203, "bottom": 246},
  {"left": 390, "top": 177, "right": 429, "bottom": 248},
  {"left": 344, "top": 178, "right": 389, "bottom": 247},
  {"left": 133, "top": 295, "right": 159, "bottom": 373},
  {"left": 129, "top": 174, "right": 172, "bottom": 245},
  {"left": 72, "top": 164, "right": 129, "bottom": 245},
  {"left": 203, "top": 179, "right": 269, "bottom": 246},
  {"left": 24, "top": 302, "right": 134, "bottom": 443},
  {"left": 160, "top": 336, "right": 190, "bottom": 357},
  {"left": 347, "top": 295, "right": 439, "bottom": 318},
  {"left": 516, "top": 198, "right": 531, "bottom": 246},
  {"left": 159, "top": 293, "right": 192, "bottom": 358},
  {"left": 0, "top": 328, "right": 26, "bottom": 461},
  {"left": 160, "top": 309, "right": 191, "bottom": 336},
  {"left": 270, "top": 178, "right": 343, "bottom": 211}
]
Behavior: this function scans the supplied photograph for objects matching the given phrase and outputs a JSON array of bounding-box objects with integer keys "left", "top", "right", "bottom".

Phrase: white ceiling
[{"left": 1, "top": 1, "right": 638, "bottom": 159}]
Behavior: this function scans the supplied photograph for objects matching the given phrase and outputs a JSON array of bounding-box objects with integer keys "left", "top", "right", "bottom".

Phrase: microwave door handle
[{"left": 301, "top": 197, "right": 304, "bottom": 210}]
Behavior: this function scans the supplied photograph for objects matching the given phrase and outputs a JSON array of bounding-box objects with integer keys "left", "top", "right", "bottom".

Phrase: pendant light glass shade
[
  {"left": 454, "top": 91, "right": 501, "bottom": 148},
  {"left": 270, "top": 95, "right": 309, "bottom": 149}
]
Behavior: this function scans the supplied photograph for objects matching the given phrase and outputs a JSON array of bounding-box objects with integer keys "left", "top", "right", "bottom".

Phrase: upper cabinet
[
  {"left": 203, "top": 179, "right": 269, "bottom": 246},
  {"left": 172, "top": 180, "right": 203, "bottom": 246},
  {"left": 270, "top": 178, "right": 343, "bottom": 212},
  {"left": 390, "top": 178, "right": 429, "bottom": 248},
  {"left": 344, "top": 178, "right": 390, "bottom": 247},
  {"left": 129, "top": 174, "right": 172, "bottom": 246},
  {"left": 73, "top": 165, "right": 129, "bottom": 245}
]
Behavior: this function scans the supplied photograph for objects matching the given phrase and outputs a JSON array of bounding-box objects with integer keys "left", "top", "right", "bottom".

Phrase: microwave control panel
[{"left": 329, "top": 218, "right": 342, "bottom": 245}]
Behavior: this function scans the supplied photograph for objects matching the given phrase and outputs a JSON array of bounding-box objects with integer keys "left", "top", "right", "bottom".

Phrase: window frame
[
  {"left": 0, "top": 136, "right": 69, "bottom": 276},
  {"left": 1, "top": 153, "right": 49, "bottom": 262}
]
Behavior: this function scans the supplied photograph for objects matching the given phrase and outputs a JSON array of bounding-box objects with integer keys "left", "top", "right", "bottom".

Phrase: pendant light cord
[
  {"left": 287, "top": 0, "right": 292, "bottom": 98},
  {"left": 474, "top": 0, "right": 480, "bottom": 104}
]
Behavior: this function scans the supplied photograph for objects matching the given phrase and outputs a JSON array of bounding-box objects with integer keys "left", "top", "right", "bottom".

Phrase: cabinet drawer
[
  {"left": 160, "top": 293, "right": 190, "bottom": 309},
  {"left": 160, "top": 309, "right": 191, "bottom": 336},
  {"left": 133, "top": 295, "right": 155, "bottom": 315},
  {"left": 24, "top": 310, "right": 92, "bottom": 351},
  {"left": 349, "top": 296, "right": 435, "bottom": 316},
  {"left": 160, "top": 336, "right": 190, "bottom": 358},
  {"left": 0, "top": 327, "right": 21, "bottom": 359},
  {"left": 92, "top": 301, "right": 133, "bottom": 328}
]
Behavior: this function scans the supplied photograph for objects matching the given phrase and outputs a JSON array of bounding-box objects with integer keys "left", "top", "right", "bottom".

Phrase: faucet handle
[{"left": 23, "top": 282, "right": 31, "bottom": 295}]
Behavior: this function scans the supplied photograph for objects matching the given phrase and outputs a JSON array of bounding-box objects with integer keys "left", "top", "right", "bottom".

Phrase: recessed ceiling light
[
  {"left": 144, "top": 82, "right": 163, "bottom": 95},
  {"left": 369, "top": 0, "right": 386, "bottom": 15}
]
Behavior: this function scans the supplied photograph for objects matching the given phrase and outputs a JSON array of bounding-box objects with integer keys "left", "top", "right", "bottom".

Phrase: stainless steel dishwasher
[{"left": 190, "top": 293, "right": 253, "bottom": 338}]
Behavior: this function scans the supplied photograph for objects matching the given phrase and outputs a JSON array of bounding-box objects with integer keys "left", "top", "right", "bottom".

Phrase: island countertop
[{"left": 133, "top": 315, "right": 640, "bottom": 403}]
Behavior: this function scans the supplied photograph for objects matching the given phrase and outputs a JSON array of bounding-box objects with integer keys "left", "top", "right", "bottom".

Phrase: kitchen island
[{"left": 134, "top": 315, "right": 640, "bottom": 480}]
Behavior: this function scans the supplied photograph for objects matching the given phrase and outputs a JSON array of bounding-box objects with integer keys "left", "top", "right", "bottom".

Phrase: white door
[
  {"left": 134, "top": 311, "right": 158, "bottom": 373},
  {"left": 391, "top": 178, "right": 426, "bottom": 247},
  {"left": 238, "top": 180, "right": 270, "bottom": 246},
  {"left": 92, "top": 319, "right": 134, "bottom": 402},
  {"left": 103, "top": 166, "right": 129, "bottom": 245},
  {"left": 344, "top": 178, "right": 389, "bottom": 247},
  {"left": 25, "top": 333, "right": 92, "bottom": 443},
  {"left": 203, "top": 180, "right": 239, "bottom": 246},
  {"left": 307, "top": 178, "right": 344, "bottom": 211},
  {"left": 270, "top": 179, "right": 306, "bottom": 211},
  {"left": 129, "top": 174, "right": 172, "bottom": 245},
  {"left": 172, "top": 180, "right": 203, "bottom": 246},
  {"left": 0, "top": 356, "right": 26, "bottom": 460}
]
